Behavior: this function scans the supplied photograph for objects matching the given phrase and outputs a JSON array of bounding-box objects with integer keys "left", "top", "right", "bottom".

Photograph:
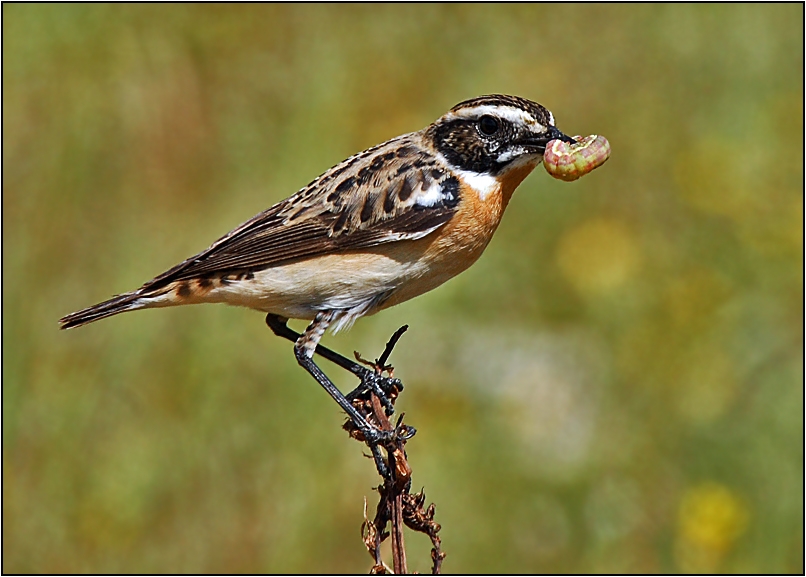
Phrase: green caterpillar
[{"left": 543, "top": 134, "right": 610, "bottom": 182}]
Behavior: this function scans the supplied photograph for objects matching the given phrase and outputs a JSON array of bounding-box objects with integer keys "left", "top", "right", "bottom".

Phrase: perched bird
[{"left": 60, "top": 94, "right": 579, "bottom": 442}]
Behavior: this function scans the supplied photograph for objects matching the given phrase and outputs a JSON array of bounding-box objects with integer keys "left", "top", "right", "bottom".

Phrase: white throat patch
[{"left": 454, "top": 169, "right": 499, "bottom": 201}]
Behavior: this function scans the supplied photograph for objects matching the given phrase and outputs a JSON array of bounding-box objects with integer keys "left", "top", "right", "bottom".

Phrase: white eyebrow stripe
[{"left": 451, "top": 104, "right": 540, "bottom": 128}]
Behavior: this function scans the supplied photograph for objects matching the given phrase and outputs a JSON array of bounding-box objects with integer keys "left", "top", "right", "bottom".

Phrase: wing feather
[{"left": 140, "top": 134, "right": 458, "bottom": 292}]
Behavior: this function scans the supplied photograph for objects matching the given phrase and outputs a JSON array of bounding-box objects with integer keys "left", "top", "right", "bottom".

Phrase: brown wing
[{"left": 141, "top": 135, "right": 460, "bottom": 292}]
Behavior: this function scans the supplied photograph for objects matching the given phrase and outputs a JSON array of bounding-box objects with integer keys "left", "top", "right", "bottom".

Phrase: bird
[{"left": 60, "top": 94, "right": 577, "bottom": 442}]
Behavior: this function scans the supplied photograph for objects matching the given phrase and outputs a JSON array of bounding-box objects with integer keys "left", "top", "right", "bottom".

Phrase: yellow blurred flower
[{"left": 676, "top": 482, "right": 750, "bottom": 572}]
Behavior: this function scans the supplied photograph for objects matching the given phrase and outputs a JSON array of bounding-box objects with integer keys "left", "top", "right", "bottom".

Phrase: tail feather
[{"left": 59, "top": 292, "right": 146, "bottom": 330}]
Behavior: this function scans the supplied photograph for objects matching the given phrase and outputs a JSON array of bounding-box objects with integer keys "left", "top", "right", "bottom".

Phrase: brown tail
[{"left": 59, "top": 291, "right": 146, "bottom": 330}]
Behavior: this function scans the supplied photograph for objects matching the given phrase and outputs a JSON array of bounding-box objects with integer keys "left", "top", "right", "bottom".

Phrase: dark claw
[
  {"left": 361, "top": 424, "right": 394, "bottom": 446},
  {"left": 396, "top": 424, "right": 416, "bottom": 441},
  {"left": 346, "top": 373, "right": 402, "bottom": 416}
]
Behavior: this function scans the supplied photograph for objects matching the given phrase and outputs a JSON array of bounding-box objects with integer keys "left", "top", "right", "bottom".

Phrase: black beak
[
  {"left": 520, "top": 125, "right": 576, "bottom": 152},
  {"left": 547, "top": 125, "right": 576, "bottom": 144}
]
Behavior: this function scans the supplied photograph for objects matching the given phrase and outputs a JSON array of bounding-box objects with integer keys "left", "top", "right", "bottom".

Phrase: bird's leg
[
  {"left": 266, "top": 313, "right": 368, "bottom": 376},
  {"left": 266, "top": 313, "right": 400, "bottom": 414},
  {"left": 290, "top": 312, "right": 392, "bottom": 450}
]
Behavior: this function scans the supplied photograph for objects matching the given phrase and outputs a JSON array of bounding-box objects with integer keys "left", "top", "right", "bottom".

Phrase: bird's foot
[
  {"left": 347, "top": 368, "right": 402, "bottom": 416},
  {"left": 343, "top": 371, "right": 407, "bottom": 447},
  {"left": 349, "top": 349, "right": 405, "bottom": 415}
]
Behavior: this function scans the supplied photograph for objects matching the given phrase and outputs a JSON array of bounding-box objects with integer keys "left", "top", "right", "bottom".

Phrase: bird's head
[{"left": 426, "top": 94, "right": 575, "bottom": 176}]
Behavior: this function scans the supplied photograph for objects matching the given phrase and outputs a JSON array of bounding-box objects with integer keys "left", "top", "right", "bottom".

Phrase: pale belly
[{"left": 199, "top": 229, "right": 489, "bottom": 321}]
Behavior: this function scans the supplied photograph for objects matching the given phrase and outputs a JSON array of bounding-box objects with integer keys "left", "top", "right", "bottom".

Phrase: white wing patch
[{"left": 414, "top": 181, "right": 447, "bottom": 207}]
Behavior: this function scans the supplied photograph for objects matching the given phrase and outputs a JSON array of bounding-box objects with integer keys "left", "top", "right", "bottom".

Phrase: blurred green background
[{"left": 3, "top": 4, "right": 803, "bottom": 573}]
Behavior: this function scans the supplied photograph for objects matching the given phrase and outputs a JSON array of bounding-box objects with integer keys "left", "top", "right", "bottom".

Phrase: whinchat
[{"left": 60, "top": 94, "right": 609, "bottom": 442}]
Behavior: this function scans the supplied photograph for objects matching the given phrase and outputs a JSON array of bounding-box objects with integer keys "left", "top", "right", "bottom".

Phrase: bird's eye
[{"left": 478, "top": 115, "right": 499, "bottom": 136}]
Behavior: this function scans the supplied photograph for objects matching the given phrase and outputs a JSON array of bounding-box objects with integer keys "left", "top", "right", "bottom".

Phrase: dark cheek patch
[{"left": 429, "top": 119, "right": 517, "bottom": 175}]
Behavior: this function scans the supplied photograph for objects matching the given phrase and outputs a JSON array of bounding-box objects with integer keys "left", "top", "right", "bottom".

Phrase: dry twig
[{"left": 347, "top": 326, "right": 444, "bottom": 574}]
